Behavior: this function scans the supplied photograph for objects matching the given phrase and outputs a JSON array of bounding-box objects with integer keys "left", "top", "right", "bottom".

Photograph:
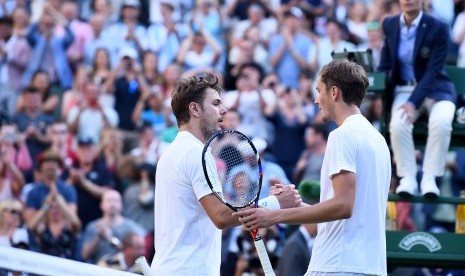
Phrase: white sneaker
[
  {"left": 421, "top": 176, "right": 440, "bottom": 199},
  {"left": 396, "top": 176, "right": 417, "bottom": 197}
]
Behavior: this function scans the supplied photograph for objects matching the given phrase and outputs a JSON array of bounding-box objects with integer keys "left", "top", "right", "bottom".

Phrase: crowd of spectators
[{"left": 0, "top": 0, "right": 464, "bottom": 275}]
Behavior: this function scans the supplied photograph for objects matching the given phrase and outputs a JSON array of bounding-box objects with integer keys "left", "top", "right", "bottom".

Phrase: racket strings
[{"left": 205, "top": 132, "right": 260, "bottom": 208}]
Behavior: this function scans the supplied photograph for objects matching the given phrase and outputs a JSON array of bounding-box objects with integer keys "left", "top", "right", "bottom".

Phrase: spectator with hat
[
  {"left": 68, "top": 135, "right": 115, "bottom": 227},
  {"left": 23, "top": 151, "right": 77, "bottom": 230}
]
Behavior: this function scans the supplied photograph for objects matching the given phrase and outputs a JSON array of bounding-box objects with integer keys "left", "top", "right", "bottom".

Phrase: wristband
[{"left": 258, "top": 195, "right": 281, "bottom": 210}]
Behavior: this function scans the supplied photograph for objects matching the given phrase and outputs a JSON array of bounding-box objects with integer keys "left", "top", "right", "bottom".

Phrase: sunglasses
[{"left": 7, "top": 209, "right": 21, "bottom": 215}]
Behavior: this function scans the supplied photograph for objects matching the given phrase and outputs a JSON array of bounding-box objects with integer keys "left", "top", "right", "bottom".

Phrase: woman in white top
[{"left": 0, "top": 199, "right": 29, "bottom": 248}]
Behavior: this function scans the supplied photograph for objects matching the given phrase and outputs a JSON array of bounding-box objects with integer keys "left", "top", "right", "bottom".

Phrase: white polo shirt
[
  {"left": 307, "top": 114, "right": 391, "bottom": 276},
  {"left": 151, "top": 131, "right": 221, "bottom": 276}
]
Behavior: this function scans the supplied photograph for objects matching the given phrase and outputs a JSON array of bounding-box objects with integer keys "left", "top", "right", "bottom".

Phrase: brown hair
[
  {"left": 171, "top": 74, "right": 223, "bottom": 127},
  {"left": 319, "top": 59, "right": 369, "bottom": 107}
]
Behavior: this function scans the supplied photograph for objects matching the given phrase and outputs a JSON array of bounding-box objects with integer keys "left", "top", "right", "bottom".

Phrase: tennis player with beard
[
  {"left": 151, "top": 74, "right": 301, "bottom": 275},
  {"left": 234, "top": 60, "right": 391, "bottom": 276}
]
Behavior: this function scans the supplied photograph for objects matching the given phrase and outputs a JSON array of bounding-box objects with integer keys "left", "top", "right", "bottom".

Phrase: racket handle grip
[
  {"left": 135, "top": 256, "right": 151, "bottom": 276},
  {"left": 254, "top": 236, "right": 276, "bottom": 276}
]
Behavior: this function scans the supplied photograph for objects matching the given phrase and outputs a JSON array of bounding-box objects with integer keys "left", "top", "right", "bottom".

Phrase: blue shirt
[
  {"left": 398, "top": 11, "right": 423, "bottom": 82},
  {"left": 26, "top": 181, "right": 77, "bottom": 209},
  {"left": 269, "top": 32, "right": 312, "bottom": 89}
]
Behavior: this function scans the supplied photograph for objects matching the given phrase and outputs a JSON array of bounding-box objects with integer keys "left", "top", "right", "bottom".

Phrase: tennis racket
[{"left": 202, "top": 130, "right": 275, "bottom": 276}]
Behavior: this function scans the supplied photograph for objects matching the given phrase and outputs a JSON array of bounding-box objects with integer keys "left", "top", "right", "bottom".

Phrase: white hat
[{"left": 119, "top": 47, "right": 138, "bottom": 60}]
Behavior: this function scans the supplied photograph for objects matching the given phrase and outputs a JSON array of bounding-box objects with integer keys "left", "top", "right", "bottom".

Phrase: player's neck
[
  {"left": 334, "top": 105, "right": 361, "bottom": 126},
  {"left": 179, "top": 124, "right": 207, "bottom": 144}
]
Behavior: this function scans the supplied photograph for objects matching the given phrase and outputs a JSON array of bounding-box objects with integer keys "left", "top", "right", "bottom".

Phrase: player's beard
[{"left": 200, "top": 116, "right": 217, "bottom": 141}]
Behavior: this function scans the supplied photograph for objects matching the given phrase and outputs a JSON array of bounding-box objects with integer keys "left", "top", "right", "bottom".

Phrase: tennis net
[{"left": 0, "top": 247, "right": 139, "bottom": 276}]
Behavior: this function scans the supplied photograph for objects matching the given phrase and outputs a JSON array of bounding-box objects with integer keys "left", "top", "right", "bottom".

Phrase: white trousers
[{"left": 390, "top": 85, "right": 456, "bottom": 178}]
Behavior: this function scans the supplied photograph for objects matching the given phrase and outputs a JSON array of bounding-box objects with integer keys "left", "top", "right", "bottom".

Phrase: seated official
[{"left": 378, "top": 0, "right": 456, "bottom": 198}]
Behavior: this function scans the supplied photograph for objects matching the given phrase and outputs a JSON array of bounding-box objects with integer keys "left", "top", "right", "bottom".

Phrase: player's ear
[
  {"left": 189, "top": 102, "right": 201, "bottom": 118},
  {"left": 331, "top": 86, "right": 339, "bottom": 101}
]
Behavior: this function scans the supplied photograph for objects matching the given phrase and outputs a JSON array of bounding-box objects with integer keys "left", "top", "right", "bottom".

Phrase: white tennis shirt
[
  {"left": 151, "top": 131, "right": 221, "bottom": 276},
  {"left": 307, "top": 114, "right": 391, "bottom": 276}
]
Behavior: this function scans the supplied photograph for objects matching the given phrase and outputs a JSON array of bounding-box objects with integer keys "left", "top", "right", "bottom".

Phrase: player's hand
[
  {"left": 274, "top": 184, "right": 302, "bottom": 208},
  {"left": 233, "top": 208, "right": 275, "bottom": 231}
]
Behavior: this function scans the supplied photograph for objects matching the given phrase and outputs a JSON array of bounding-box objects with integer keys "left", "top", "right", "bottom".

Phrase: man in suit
[
  {"left": 277, "top": 224, "right": 317, "bottom": 276},
  {"left": 378, "top": 0, "right": 456, "bottom": 198}
]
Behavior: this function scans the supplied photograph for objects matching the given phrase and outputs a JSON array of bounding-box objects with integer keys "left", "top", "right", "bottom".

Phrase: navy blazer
[{"left": 378, "top": 13, "right": 456, "bottom": 108}]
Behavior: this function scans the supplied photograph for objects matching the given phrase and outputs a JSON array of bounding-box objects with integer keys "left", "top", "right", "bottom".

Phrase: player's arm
[
  {"left": 234, "top": 171, "right": 355, "bottom": 228},
  {"left": 201, "top": 184, "right": 302, "bottom": 229},
  {"left": 200, "top": 194, "right": 240, "bottom": 229}
]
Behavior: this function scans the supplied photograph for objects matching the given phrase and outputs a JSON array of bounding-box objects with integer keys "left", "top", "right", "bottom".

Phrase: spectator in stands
[
  {"left": 0, "top": 16, "right": 17, "bottom": 118},
  {"left": 357, "top": 21, "right": 384, "bottom": 69},
  {"left": 17, "top": 70, "right": 59, "bottom": 116},
  {"left": 223, "top": 62, "right": 276, "bottom": 143},
  {"left": 229, "top": 35, "right": 269, "bottom": 79},
  {"left": 277, "top": 223, "right": 317, "bottom": 276},
  {"left": 0, "top": 124, "right": 33, "bottom": 172},
  {"left": 98, "top": 128, "right": 123, "bottom": 189},
  {"left": 140, "top": 51, "right": 160, "bottom": 88},
  {"left": 12, "top": 87, "right": 53, "bottom": 162},
  {"left": 68, "top": 136, "right": 115, "bottom": 227},
  {"left": 132, "top": 87, "right": 174, "bottom": 136},
  {"left": 264, "top": 84, "right": 308, "bottom": 179},
  {"left": 346, "top": 1, "right": 369, "bottom": 45},
  {"left": 24, "top": 151, "right": 77, "bottom": 230},
  {"left": 269, "top": 7, "right": 314, "bottom": 90},
  {"left": 316, "top": 19, "right": 356, "bottom": 74},
  {"left": 22, "top": 3, "right": 74, "bottom": 91},
  {"left": 0, "top": 199, "right": 29, "bottom": 249},
  {"left": 160, "top": 62, "right": 182, "bottom": 100},
  {"left": 83, "top": 14, "right": 111, "bottom": 67},
  {"left": 176, "top": 31, "right": 222, "bottom": 73},
  {"left": 185, "top": 0, "right": 223, "bottom": 46},
  {"left": 147, "top": 3, "right": 187, "bottom": 73},
  {"left": 293, "top": 123, "right": 328, "bottom": 185},
  {"left": 105, "top": 48, "right": 149, "bottom": 135},
  {"left": 230, "top": 4, "right": 277, "bottom": 47},
  {"left": 28, "top": 183, "right": 81, "bottom": 260},
  {"left": 91, "top": 48, "right": 112, "bottom": 88},
  {"left": 46, "top": 121, "right": 76, "bottom": 172},
  {"left": 122, "top": 161, "right": 155, "bottom": 233},
  {"left": 102, "top": 0, "right": 147, "bottom": 65},
  {"left": 7, "top": 7, "right": 31, "bottom": 94},
  {"left": 97, "top": 232, "right": 146, "bottom": 273},
  {"left": 129, "top": 122, "right": 166, "bottom": 167},
  {"left": 81, "top": 189, "right": 146, "bottom": 264},
  {"left": 62, "top": 66, "right": 89, "bottom": 120},
  {"left": 67, "top": 82, "right": 119, "bottom": 144},
  {"left": 378, "top": 0, "right": 457, "bottom": 198},
  {"left": 61, "top": 0, "right": 92, "bottom": 69},
  {"left": 452, "top": 0, "right": 465, "bottom": 67},
  {"left": 87, "top": 0, "right": 116, "bottom": 27},
  {"left": 0, "top": 134, "right": 26, "bottom": 201}
]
